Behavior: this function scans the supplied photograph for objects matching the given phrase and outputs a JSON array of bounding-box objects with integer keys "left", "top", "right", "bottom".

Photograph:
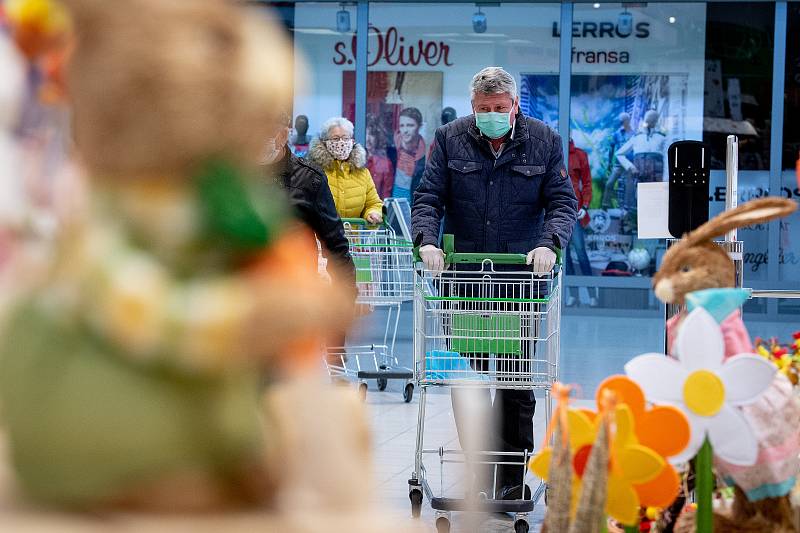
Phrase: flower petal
[
  {"left": 615, "top": 404, "right": 636, "bottom": 447},
  {"left": 634, "top": 463, "right": 681, "bottom": 508},
  {"left": 606, "top": 474, "right": 641, "bottom": 526},
  {"left": 674, "top": 308, "right": 725, "bottom": 370},
  {"left": 625, "top": 354, "right": 687, "bottom": 404},
  {"left": 576, "top": 408, "right": 597, "bottom": 424},
  {"left": 597, "top": 375, "right": 646, "bottom": 418},
  {"left": 637, "top": 405, "right": 691, "bottom": 459},
  {"left": 707, "top": 404, "right": 759, "bottom": 466},
  {"left": 568, "top": 409, "right": 596, "bottom": 450},
  {"left": 719, "top": 354, "right": 776, "bottom": 405},
  {"left": 618, "top": 444, "right": 665, "bottom": 485},
  {"left": 669, "top": 412, "right": 707, "bottom": 464},
  {"left": 529, "top": 448, "right": 552, "bottom": 480}
]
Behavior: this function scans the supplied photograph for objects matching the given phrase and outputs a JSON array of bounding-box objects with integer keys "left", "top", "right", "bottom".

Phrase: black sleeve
[
  {"left": 536, "top": 132, "right": 578, "bottom": 251},
  {"left": 412, "top": 127, "right": 447, "bottom": 247},
  {"left": 309, "top": 174, "right": 357, "bottom": 289}
]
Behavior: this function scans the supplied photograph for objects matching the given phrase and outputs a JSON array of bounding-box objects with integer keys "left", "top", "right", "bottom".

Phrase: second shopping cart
[{"left": 322, "top": 216, "right": 416, "bottom": 401}]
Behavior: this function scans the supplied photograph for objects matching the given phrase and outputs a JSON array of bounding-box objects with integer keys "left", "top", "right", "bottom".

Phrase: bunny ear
[{"left": 685, "top": 198, "right": 797, "bottom": 244}]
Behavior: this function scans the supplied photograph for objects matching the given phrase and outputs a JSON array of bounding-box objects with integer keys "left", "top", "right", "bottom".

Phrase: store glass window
[
  {"left": 704, "top": 3, "right": 774, "bottom": 285},
  {"left": 361, "top": 2, "right": 560, "bottom": 202},
  {"left": 705, "top": 3, "right": 775, "bottom": 170},
  {"left": 784, "top": 3, "right": 800, "bottom": 170},
  {"left": 781, "top": 4, "right": 800, "bottom": 284},
  {"left": 553, "top": 2, "right": 707, "bottom": 305},
  {"left": 289, "top": 3, "right": 362, "bottom": 157}
]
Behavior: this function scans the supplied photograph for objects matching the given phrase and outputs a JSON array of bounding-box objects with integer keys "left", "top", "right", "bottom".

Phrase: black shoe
[{"left": 497, "top": 484, "right": 531, "bottom": 501}]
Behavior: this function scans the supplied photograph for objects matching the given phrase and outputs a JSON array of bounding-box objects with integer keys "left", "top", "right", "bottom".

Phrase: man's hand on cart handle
[
  {"left": 365, "top": 211, "right": 383, "bottom": 224},
  {"left": 420, "top": 244, "right": 446, "bottom": 275},
  {"left": 526, "top": 247, "right": 556, "bottom": 274}
]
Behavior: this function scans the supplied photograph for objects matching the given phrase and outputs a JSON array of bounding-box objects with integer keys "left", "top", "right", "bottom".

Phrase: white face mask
[
  {"left": 259, "top": 138, "right": 281, "bottom": 165},
  {"left": 324, "top": 138, "right": 354, "bottom": 161}
]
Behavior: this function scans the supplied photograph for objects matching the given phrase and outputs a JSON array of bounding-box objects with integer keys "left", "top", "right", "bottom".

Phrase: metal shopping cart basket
[
  {"left": 408, "top": 235, "right": 562, "bottom": 533},
  {"left": 323, "top": 218, "right": 415, "bottom": 402}
]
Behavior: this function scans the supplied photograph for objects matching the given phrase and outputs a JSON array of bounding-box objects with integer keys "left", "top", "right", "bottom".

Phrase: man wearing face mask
[
  {"left": 412, "top": 67, "right": 577, "bottom": 501},
  {"left": 260, "top": 112, "right": 356, "bottom": 290}
]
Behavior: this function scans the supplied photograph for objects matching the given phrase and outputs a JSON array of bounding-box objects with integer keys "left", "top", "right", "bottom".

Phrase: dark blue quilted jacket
[{"left": 412, "top": 113, "right": 578, "bottom": 256}]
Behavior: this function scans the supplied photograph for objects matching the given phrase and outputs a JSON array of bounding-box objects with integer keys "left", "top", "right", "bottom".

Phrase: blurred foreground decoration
[{"left": 0, "top": 1, "right": 400, "bottom": 529}]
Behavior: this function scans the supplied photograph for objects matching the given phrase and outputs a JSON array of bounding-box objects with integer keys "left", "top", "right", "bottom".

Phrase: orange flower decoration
[
  {"left": 594, "top": 375, "right": 691, "bottom": 508},
  {"left": 529, "top": 377, "right": 690, "bottom": 525}
]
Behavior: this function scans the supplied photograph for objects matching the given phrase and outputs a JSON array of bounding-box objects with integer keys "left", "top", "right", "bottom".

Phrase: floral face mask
[{"left": 324, "top": 138, "right": 354, "bottom": 161}]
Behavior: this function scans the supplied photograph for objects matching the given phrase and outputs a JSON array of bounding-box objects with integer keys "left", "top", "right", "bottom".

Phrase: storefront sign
[
  {"left": 333, "top": 25, "right": 453, "bottom": 67},
  {"left": 552, "top": 20, "right": 651, "bottom": 39}
]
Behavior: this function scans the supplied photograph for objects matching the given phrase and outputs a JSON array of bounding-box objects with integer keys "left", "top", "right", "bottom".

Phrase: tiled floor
[{"left": 354, "top": 304, "right": 796, "bottom": 532}]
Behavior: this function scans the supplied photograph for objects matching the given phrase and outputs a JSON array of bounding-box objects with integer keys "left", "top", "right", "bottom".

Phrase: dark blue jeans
[
  {"left": 565, "top": 222, "right": 594, "bottom": 299},
  {"left": 565, "top": 222, "right": 591, "bottom": 277}
]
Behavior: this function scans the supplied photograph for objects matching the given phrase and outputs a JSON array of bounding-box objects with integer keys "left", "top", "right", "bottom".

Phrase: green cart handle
[
  {"left": 341, "top": 203, "right": 391, "bottom": 227},
  {"left": 340, "top": 217, "right": 390, "bottom": 229},
  {"left": 414, "top": 233, "right": 562, "bottom": 266},
  {"left": 340, "top": 217, "right": 369, "bottom": 226}
]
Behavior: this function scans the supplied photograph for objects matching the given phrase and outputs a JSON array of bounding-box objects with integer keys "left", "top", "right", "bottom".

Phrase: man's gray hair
[
  {"left": 470, "top": 67, "right": 517, "bottom": 101},
  {"left": 320, "top": 116, "right": 355, "bottom": 140}
]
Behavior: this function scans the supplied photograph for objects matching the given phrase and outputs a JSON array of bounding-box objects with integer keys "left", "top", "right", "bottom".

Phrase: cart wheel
[
  {"left": 435, "top": 516, "right": 450, "bottom": 533},
  {"left": 358, "top": 382, "right": 368, "bottom": 401},
  {"left": 514, "top": 519, "right": 529, "bottom": 533},
  {"left": 409, "top": 489, "right": 423, "bottom": 518},
  {"left": 403, "top": 382, "right": 414, "bottom": 403},
  {"left": 377, "top": 378, "right": 388, "bottom": 391}
]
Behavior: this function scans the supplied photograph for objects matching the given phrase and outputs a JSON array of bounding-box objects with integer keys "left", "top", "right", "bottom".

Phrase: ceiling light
[{"left": 336, "top": 4, "right": 351, "bottom": 33}]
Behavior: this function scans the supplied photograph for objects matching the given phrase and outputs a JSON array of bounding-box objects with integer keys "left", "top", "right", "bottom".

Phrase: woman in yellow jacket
[{"left": 308, "top": 117, "right": 383, "bottom": 224}]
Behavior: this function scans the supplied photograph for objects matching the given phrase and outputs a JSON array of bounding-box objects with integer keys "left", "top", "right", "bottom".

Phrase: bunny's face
[{"left": 653, "top": 241, "right": 735, "bottom": 305}]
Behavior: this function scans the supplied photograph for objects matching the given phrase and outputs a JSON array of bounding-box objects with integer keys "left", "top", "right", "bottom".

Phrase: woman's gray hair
[
  {"left": 470, "top": 67, "right": 517, "bottom": 101},
  {"left": 320, "top": 116, "right": 355, "bottom": 140}
]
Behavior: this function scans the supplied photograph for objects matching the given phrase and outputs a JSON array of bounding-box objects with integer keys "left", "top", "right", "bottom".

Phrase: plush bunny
[
  {"left": 654, "top": 197, "right": 800, "bottom": 532},
  {"left": 0, "top": 0, "right": 359, "bottom": 512}
]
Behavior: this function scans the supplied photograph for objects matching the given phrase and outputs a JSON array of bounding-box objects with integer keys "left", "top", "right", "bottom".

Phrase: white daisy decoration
[{"left": 625, "top": 307, "right": 776, "bottom": 466}]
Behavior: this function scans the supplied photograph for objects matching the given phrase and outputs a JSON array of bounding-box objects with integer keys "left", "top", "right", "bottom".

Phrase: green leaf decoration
[{"left": 195, "top": 159, "right": 275, "bottom": 250}]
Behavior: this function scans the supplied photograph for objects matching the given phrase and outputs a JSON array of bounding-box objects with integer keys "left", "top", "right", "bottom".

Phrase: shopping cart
[
  {"left": 323, "top": 218, "right": 415, "bottom": 402},
  {"left": 408, "top": 235, "right": 562, "bottom": 533}
]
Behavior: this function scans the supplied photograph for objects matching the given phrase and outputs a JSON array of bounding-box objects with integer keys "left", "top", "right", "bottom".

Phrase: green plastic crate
[
  {"left": 450, "top": 313, "right": 521, "bottom": 355},
  {"left": 353, "top": 256, "right": 372, "bottom": 283}
]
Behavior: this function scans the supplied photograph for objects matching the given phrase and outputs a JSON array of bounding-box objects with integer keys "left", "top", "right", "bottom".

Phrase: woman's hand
[{"left": 365, "top": 212, "right": 382, "bottom": 224}]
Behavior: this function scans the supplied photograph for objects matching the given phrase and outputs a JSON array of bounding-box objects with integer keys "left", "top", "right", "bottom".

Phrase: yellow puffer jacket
[{"left": 308, "top": 140, "right": 382, "bottom": 220}]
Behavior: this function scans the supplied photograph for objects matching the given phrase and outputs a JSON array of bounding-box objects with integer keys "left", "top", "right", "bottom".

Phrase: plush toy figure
[
  {"left": 654, "top": 197, "right": 800, "bottom": 532},
  {"left": 0, "top": 0, "right": 355, "bottom": 511}
]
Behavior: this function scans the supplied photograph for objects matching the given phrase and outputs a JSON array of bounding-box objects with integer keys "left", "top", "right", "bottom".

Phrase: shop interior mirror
[{"left": 668, "top": 140, "right": 710, "bottom": 237}]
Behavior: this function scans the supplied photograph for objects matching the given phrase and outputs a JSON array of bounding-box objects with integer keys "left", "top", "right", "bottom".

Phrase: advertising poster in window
[
  {"left": 521, "top": 73, "right": 690, "bottom": 276},
  {"left": 342, "top": 71, "right": 443, "bottom": 200}
]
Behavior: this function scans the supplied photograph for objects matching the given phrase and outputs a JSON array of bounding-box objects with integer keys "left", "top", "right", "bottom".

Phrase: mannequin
[
  {"left": 615, "top": 109, "right": 666, "bottom": 212},
  {"left": 441, "top": 106, "right": 457, "bottom": 126},
  {"left": 427, "top": 107, "right": 457, "bottom": 161},
  {"left": 290, "top": 114, "right": 311, "bottom": 157},
  {"left": 601, "top": 112, "right": 633, "bottom": 209}
]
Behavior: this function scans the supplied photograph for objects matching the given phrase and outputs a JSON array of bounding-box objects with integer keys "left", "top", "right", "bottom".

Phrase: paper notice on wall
[{"left": 637, "top": 182, "right": 672, "bottom": 239}]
